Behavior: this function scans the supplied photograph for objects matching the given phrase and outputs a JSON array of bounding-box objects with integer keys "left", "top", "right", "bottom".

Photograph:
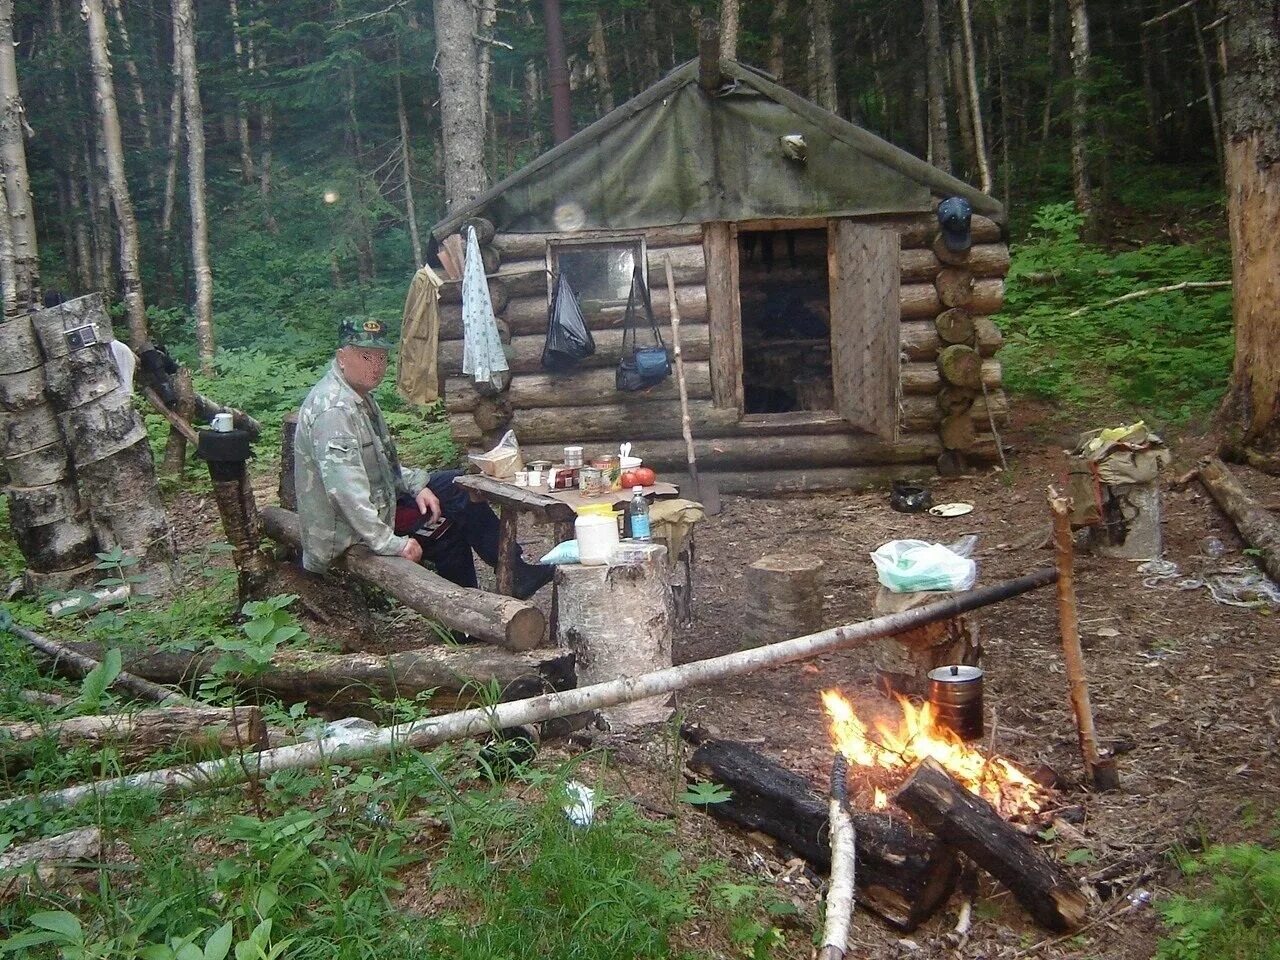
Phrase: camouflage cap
[{"left": 338, "top": 317, "right": 395, "bottom": 350}]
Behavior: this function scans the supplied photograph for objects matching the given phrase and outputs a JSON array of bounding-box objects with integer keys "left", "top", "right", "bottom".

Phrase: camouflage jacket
[{"left": 294, "top": 361, "right": 429, "bottom": 573}]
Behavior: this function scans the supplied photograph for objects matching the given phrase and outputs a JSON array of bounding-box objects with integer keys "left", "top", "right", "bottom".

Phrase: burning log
[
  {"left": 687, "top": 737, "right": 960, "bottom": 931},
  {"left": 893, "top": 758, "right": 1090, "bottom": 932}
]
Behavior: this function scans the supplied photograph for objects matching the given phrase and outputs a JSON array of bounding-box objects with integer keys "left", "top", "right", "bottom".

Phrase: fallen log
[
  {"left": 1198, "top": 456, "right": 1280, "bottom": 584},
  {"left": 819, "top": 755, "right": 857, "bottom": 960},
  {"left": 687, "top": 738, "right": 958, "bottom": 931},
  {"left": 892, "top": 758, "right": 1089, "bottom": 932},
  {"left": 260, "top": 507, "right": 545, "bottom": 650},
  {"left": 5, "top": 569, "right": 1059, "bottom": 811},
  {"left": 0, "top": 706, "right": 266, "bottom": 768},
  {"left": 62, "top": 641, "right": 577, "bottom": 715},
  {"left": 0, "top": 826, "right": 102, "bottom": 903}
]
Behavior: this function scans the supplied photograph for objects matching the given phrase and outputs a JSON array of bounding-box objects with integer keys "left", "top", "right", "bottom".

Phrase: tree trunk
[
  {"left": 1218, "top": 0, "right": 1280, "bottom": 460},
  {"left": 258, "top": 102, "right": 278, "bottom": 234},
  {"left": 922, "top": 0, "right": 952, "bottom": 174},
  {"left": 1066, "top": 0, "right": 1094, "bottom": 230},
  {"left": 159, "top": 12, "right": 182, "bottom": 295},
  {"left": 343, "top": 63, "right": 376, "bottom": 284},
  {"left": 228, "top": 0, "right": 254, "bottom": 183},
  {"left": 104, "top": 0, "right": 154, "bottom": 172},
  {"left": 83, "top": 0, "right": 150, "bottom": 348},
  {"left": 719, "top": 0, "right": 740, "bottom": 61},
  {"left": 950, "top": 38, "right": 977, "bottom": 179},
  {"left": 434, "top": 0, "right": 487, "bottom": 208},
  {"left": 173, "top": 0, "right": 215, "bottom": 371},
  {"left": 395, "top": 50, "right": 423, "bottom": 268},
  {"left": 957, "top": 0, "right": 992, "bottom": 193},
  {"left": 767, "top": 0, "right": 788, "bottom": 81},
  {"left": 1189, "top": 4, "right": 1224, "bottom": 174},
  {"left": 588, "top": 11, "right": 614, "bottom": 113},
  {"left": 0, "top": 0, "right": 39, "bottom": 311},
  {"left": 0, "top": 160, "right": 15, "bottom": 315},
  {"left": 1138, "top": 4, "right": 1161, "bottom": 156},
  {"left": 542, "top": 0, "right": 572, "bottom": 144},
  {"left": 810, "top": 0, "right": 837, "bottom": 112},
  {"left": 476, "top": 0, "right": 497, "bottom": 135}
]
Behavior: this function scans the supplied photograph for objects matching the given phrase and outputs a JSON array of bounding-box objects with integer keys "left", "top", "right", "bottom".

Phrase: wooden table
[{"left": 452, "top": 474, "right": 678, "bottom": 597}]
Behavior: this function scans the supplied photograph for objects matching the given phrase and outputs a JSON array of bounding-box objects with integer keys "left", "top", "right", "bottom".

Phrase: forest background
[{"left": 4, "top": 0, "right": 1235, "bottom": 468}]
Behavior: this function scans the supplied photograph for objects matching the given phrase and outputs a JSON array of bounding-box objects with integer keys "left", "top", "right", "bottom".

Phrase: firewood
[
  {"left": 687, "top": 738, "right": 960, "bottom": 931},
  {"left": 892, "top": 758, "right": 1089, "bottom": 932},
  {"left": 818, "top": 756, "right": 857, "bottom": 960},
  {"left": 260, "top": 506, "right": 545, "bottom": 650},
  {"left": 0, "top": 706, "right": 266, "bottom": 769},
  {"left": 1197, "top": 456, "right": 1280, "bottom": 584}
]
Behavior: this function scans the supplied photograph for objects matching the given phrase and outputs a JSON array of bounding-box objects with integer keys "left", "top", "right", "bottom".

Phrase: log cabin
[{"left": 421, "top": 53, "right": 1010, "bottom": 494}]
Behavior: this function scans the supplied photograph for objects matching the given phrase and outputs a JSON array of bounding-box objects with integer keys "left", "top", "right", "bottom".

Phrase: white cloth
[
  {"left": 110, "top": 339, "right": 137, "bottom": 398},
  {"left": 460, "top": 226, "right": 509, "bottom": 389}
]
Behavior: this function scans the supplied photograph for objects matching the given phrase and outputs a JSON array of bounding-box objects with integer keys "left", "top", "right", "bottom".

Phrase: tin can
[
  {"left": 927, "top": 665, "right": 984, "bottom": 741},
  {"left": 563, "top": 446, "right": 584, "bottom": 468},
  {"left": 578, "top": 466, "right": 606, "bottom": 497},
  {"left": 590, "top": 455, "right": 622, "bottom": 491}
]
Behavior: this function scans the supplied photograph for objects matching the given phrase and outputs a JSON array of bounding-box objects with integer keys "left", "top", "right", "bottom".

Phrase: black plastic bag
[
  {"left": 615, "top": 265, "right": 672, "bottom": 391},
  {"left": 541, "top": 273, "right": 595, "bottom": 370}
]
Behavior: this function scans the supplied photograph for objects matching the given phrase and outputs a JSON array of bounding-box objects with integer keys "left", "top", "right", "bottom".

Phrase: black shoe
[{"left": 512, "top": 561, "right": 554, "bottom": 600}]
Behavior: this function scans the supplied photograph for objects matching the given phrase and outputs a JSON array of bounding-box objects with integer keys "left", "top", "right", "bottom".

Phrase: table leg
[
  {"left": 495, "top": 508, "right": 518, "bottom": 596},
  {"left": 549, "top": 520, "right": 575, "bottom": 644}
]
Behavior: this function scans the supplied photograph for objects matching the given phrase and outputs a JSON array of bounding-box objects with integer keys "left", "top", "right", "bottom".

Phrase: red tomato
[{"left": 632, "top": 467, "right": 657, "bottom": 487}]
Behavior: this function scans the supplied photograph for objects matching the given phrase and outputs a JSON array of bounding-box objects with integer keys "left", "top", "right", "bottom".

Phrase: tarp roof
[{"left": 432, "top": 59, "right": 1003, "bottom": 240}]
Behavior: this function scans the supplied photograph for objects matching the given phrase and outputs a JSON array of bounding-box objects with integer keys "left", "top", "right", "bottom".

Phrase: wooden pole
[
  {"left": 3, "top": 569, "right": 1058, "bottom": 810},
  {"left": 664, "top": 256, "right": 699, "bottom": 486},
  {"left": 1047, "top": 487, "right": 1120, "bottom": 791},
  {"left": 818, "top": 755, "right": 856, "bottom": 960}
]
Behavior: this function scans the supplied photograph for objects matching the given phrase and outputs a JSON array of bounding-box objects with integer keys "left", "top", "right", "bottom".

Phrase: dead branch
[
  {"left": 1197, "top": 457, "right": 1280, "bottom": 584},
  {"left": 1065, "top": 280, "right": 1229, "bottom": 317}
]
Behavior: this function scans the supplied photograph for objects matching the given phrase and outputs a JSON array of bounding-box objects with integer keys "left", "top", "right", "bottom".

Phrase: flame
[{"left": 822, "top": 689, "right": 1043, "bottom": 817}]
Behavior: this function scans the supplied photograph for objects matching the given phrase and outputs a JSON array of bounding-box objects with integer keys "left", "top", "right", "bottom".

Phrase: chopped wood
[
  {"left": 0, "top": 706, "right": 266, "bottom": 768},
  {"left": 1048, "top": 488, "right": 1121, "bottom": 790},
  {"left": 893, "top": 758, "right": 1090, "bottom": 931},
  {"left": 260, "top": 506, "right": 545, "bottom": 650},
  {"left": 687, "top": 738, "right": 958, "bottom": 931},
  {"left": 6, "top": 571, "right": 1060, "bottom": 812},
  {"left": 1197, "top": 456, "right": 1280, "bottom": 584}
]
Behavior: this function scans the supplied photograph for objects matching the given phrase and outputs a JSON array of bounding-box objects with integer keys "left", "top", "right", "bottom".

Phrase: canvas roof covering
[{"left": 432, "top": 59, "right": 1002, "bottom": 240}]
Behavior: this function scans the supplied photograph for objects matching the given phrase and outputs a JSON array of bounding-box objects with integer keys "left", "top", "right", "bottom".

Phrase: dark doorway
[{"left": 737, "top": 227, "right": 833, "bottom": 414}]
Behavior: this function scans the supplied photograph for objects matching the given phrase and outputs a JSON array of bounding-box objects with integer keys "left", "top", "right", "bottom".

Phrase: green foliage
[
  {"left": 1001, "top": 201, "right": 1233, "bottom": 424},
  {"left": 1157, "top": 843, "right": 1280, "bottom": 960},
  {"left": 678, "top": 781, "right": 734, "bottom": 807},
  {"left": 0, "top": 498, "right": 23, "bottom": 581}
]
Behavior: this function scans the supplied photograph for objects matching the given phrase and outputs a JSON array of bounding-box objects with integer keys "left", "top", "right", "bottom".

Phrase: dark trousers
[{"left": 399, "top": 469, "right": 502, "bottom": 589}]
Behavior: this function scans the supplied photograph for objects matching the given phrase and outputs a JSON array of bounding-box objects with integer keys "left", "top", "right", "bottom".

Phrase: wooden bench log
[
  {"left": 64, "top": 641, "right": 577, "bottom": 714},
  {"left": 0, "top": 706, "right": 267, "bottom": 768},
  {"left": 687, "top": 738, "right": 960, "bottom": 931},
  {"left": 744, "top": 553, "right": 826, "bottom": 646},
  {"left": 260, "top": 507, "right": 546, "bottom": 650},
  {"left": 893, "top": 758, "right": 1089, "bottom": 932}
]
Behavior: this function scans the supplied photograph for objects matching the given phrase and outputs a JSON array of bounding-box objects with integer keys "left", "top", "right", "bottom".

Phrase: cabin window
[{"left": 550, "top": 239, "right": 646, "bottom": 314}]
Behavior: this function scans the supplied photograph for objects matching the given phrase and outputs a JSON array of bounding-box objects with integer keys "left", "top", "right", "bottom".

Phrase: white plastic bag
[
  {"left": 468, "top": 428, "right": 522, "bottom": 478},
  {"left": 539, "top": 540, "right": 580, "bottom": 565},
  {"left": 871, "top": 539, "right": 977, "bottom": 594}
]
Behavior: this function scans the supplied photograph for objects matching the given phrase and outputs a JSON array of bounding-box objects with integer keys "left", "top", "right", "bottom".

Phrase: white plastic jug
[{"left": 575, "top": 509, "right": 619, "bottom": 566}]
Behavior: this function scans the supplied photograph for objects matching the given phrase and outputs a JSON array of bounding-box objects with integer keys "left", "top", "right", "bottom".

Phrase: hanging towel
[
  {"left": 396, "top": 264, "right": 444, "bottom": 405},
  {"left": 461, "top": 226, "right": 509, "bottom": 390}
]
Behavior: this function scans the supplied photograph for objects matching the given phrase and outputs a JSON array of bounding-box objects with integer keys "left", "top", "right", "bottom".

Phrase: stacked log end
[
  {"left": 28, "top": 294, "right": 178, "bottom": 596},
  {"left": 0, "top": 315, "right": 99, "bottom": 593}
]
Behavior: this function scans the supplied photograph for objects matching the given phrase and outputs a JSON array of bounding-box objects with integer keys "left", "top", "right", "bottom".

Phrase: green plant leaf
[
  {"left": 678, "top": 781, "right": 733, "bottom": 806},
  {"left": 203, "top": 922, "right": 234, "bottom": 960},
  {"left": 30, "top": 910, "right": 83, "bottom": 940}
]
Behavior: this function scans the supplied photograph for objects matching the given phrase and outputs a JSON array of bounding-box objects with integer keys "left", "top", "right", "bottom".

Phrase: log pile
[
  {"left": 686, "top": 737, "right": 1090, "bottom": 934},
  {"left": 1, "top": 295, "right": 176, "bottom": 594},
  {"left": 429, "top": 213, "right": 1007, "bottom": 492}
]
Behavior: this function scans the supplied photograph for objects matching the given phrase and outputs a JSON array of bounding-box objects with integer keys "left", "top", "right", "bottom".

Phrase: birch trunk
[
  {"left": 811, "top": 0, "right": 837, "bottom": 112},
  {"left": 83, "top": 0, "right": 149, "bottom": 347},
  {"left": 1066, "top": 0, "right": 1094, "bottom": 229},
  {"left": 923, "top": 0, "right": 952, "bottom": 174},
  {"left": 159, "top": 12, "right": 182, "bottom": 295},
  {"left": 228, "top": 0, "right": 253, "bottom": 183},
  {"left": 719, "top": 0, "right": 740, "bottom": 61},
  {"left": 259, "top": 103, "right": 277, "bottom": 234},
  {"left": 950, "top": 38, "right": 978, "bottom": 180},
  {"left": 395, "top": 48, "right": 423, "bottom": 268},
  {"left": 957, "top": 0, "right": 992, "bottom": 193},
  {"left": 0, "top": 0, "right": 38, "bottom": 311},
  {"left": 104, "top": 0, "right": 154, "bottom": 167},
  {"left": 1189, "top": 5, "right": 1224, "bottom": 174},
  {"left": 1218, "top": 0, "right": 1280, "bottom": 460},
  {"left": 86, "top": 139, "right": 114, "bottom": 296},
  {"left": 767, "top": 0, "right": 788, "bottom": 81},
  {"left": 0, "top": 167, "right": 14, "bottom": 314},
  {"left": 173, "top": 0, "right": 215, "bottom": 371},
  {"left": 588, "top": 11, "right": 614, "bottom": 113},
  {"left": 476, "top": 0, "right": 497, "bottom": 135},
  {"left": 434, "top": 0, "right": 486, "bottom": 209}
]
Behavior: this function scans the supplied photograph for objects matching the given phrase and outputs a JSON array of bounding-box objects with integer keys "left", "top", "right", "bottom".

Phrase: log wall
[{"left": 432, "top": 212, "right": 1008, "bottom": 492}]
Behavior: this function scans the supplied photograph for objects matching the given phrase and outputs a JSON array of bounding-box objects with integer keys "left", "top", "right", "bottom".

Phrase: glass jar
[{"left": 578, "top": 466, "right": 606, "bottom": 497}]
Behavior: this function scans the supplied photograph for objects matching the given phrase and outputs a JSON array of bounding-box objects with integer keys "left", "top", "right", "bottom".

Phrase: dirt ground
[{"left": 175, "top": 407, "right": 1280, "bottom": 959}]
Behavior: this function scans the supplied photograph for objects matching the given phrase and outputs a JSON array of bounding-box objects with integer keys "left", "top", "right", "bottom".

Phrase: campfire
[{"left": 821, "top": 689, "right": 1046, "bottom": 820}]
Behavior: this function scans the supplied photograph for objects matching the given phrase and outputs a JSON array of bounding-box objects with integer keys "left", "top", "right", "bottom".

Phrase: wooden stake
[
  {"left": 664, "top": 256, "right": 698, "bottom": 486},
  {"left": 1047, "top": 486, "right": 1119, "bottom": 791}
]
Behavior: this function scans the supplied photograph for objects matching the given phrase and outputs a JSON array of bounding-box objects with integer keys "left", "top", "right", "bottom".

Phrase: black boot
[{"left": 512, "top": 559, "right": 554, "bottom": 600}]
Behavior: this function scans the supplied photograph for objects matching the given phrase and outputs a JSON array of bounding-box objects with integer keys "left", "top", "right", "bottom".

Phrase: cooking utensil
[{"left": 662, "top": 256, "right": 721, "bottom": 515}]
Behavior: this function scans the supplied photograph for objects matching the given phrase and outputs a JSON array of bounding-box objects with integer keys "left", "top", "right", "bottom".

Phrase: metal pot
[{"left": 927, "top": 664, "right": 984, "bottom": 741}]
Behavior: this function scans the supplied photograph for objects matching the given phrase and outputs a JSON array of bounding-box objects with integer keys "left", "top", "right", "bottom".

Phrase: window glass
[{"left": 553, "top": 242, "right": 642, "bottom": 307}]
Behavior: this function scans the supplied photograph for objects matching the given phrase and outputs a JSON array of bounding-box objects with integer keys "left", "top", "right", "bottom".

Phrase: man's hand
[
  {"left": 415, "top": 486, "right": 442, "bottom": 523},
  {"left": 400, "top": 538, "right": 423, "bottom": 563}
]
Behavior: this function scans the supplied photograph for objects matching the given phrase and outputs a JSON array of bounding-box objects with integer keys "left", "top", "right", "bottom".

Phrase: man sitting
[{"left": 294, "top": 317, "right": 552, "bottom": 599}]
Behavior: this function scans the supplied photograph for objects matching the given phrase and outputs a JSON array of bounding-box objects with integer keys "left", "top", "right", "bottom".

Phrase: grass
[{"left": 1158, "top": 843, "right": 1280, "bottom": 959}]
